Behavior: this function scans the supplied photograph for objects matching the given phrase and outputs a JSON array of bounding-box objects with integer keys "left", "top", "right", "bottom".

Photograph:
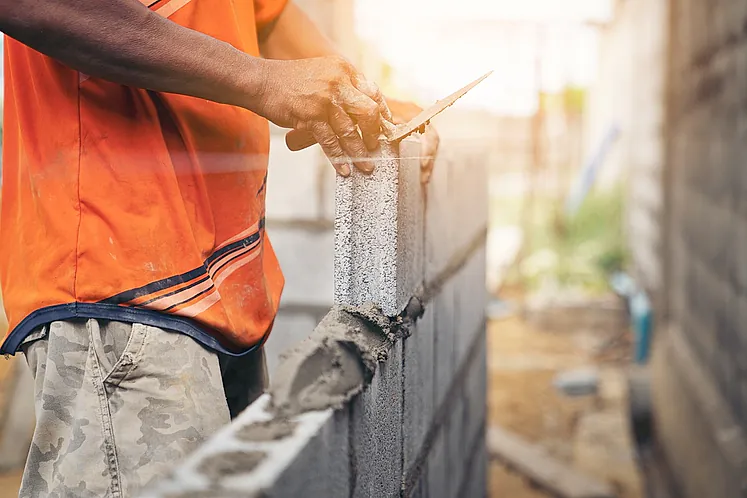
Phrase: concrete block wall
[
  {"left": 649, "top": 0, "right": 747, "bottom": 496},
  {"left": 144, "top": 135, "right": 489, "bottom": 497},
  {"left": 587, "top": 0, "right": 668, "bottom": 310},
  {"left": 667, "top": 0, "right": 747, "bottom": 432}
]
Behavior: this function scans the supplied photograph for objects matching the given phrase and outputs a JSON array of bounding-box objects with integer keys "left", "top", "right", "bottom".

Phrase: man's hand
[
  {"left": 257, "top": 56, "right": 393, "bottom": 177},
  {"left": 386, "top": 99, "right": 440, "bottom": 184}
]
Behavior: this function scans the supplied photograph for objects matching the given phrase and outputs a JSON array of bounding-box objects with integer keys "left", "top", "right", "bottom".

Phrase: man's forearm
[{"left": 0, "top": 0, "right": 265, "bottom": 109}]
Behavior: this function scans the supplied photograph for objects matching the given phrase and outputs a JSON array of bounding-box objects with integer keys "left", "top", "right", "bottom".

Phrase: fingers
[
  {"left": 339, "top": 85, "right": 382, "bottom": 151},
  {"left": 353, "top": 74, "right": 393, "bottom": 124},
  {"left": 329, "top": 105, "right": 374, "bottom": 174},
  {"left": 330, "top": 58, "right": 387, "bottom": 149},
  {"left": 309, "top": 121, "right": 352, "bottom": 177}
]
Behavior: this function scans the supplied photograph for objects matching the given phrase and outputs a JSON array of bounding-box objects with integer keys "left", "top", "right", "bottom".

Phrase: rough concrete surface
[
  {"left": 334, "top": 137, "right": 423, "bottom": 316},
  {"left": 140, "top": 396, "right": 349, "bottom": 498},
  {"left": 350, "top": 340, "right": 404, "bottom": 498},
  {"left": 269, "top": 304, "right": 393, "bottom": 417},
  {"left": 426, "top": 423, "right": 448, "bottom": 498},
  {"left": 403, "top": 304, "right": 435, "bottom": 469}
]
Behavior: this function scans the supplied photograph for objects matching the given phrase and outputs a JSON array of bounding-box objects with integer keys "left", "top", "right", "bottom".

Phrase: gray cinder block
[
  {"left": 140, "top": 395, "right": 350, "bottom": 498},
  {"left": 448, "top": 150, "right": 489, "bottom": 252},
  {"left": 426, "top": 426, "right": 449, "bottom": 498},
  {"left": 334, "top": 137, "right": 424, "bottom": 316},
  {"left": 463, "top": 340, "right": 487, "bottom": 449},
  {"left": 455, "top": 245, "right": 488, "bottom": 369},
  {"left": 446, "top": 388, "right": 466, "bottom": 498},
  {"left": 460, "top": 436, "right": 487, "bottom": 498},
  {"left": 434, "top": 281, "right": 456, "bottom": 409},
  {"left": 403, "top": 304, "right": 436, "bottom": 469},
  {"left": 351, "top": 340, "right": 403, "bottom": 498},
  {"left": 425, "top": 151, "right": 456, "bottom": 285},
  {"left": 267, "top": 409, "right": 350, "bottom": 497}
]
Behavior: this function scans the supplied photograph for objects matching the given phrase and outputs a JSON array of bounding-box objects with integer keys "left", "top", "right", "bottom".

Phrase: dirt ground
[{"left": 487, "top": 312, "right": 644, "bottom": 498}]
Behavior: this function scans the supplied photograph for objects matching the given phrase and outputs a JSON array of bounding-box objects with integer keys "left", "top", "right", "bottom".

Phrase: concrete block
[
  {"left": 446, "top": 388, "right": 466, "bottom": 498},
  {"left": 461, "top": 436, "right": 487, "bottom": 498},
  {"left": 409, "top": 466, "right": 429, "bottom": 498},
  {"left": 426, "top": 425, "right": 448, "bottom": 498},
  {"left": 433, "top": 280, "right": 456, "bottom": 409},
  {"left": 334, "top": 137, "right": 424, "bottom": 316},
  {"left": 268, "top": 227, "right": 334, "bottom": 307},
  {"left": 351, "top": 340, "right": 403, "bottom": 498},
  {"left": 266, "top": 135, "right": 324, "bottom": 221},
  {"left": 268, "top": 409, "right": 350, "bottom": 497},
  {"left": 403, "top": 304, "right": 435, "bottom": 469},
  {"left": 448, "top": 150, "right": 489, "bottom": 250},
  {"left": 264, "top": 311, "right": 320, "bottom": 376},
  {"left": 141, "top": 395, "right": 350, "bottom": 497},
  {"left": 425, "top": 151, "right": 455, "bottom": 285},
  {"left": 455, "top": 245, "right": 488, "bottom": 369},
  {"left": 463, "top": 340, "right": 487, "bottom": 450}
]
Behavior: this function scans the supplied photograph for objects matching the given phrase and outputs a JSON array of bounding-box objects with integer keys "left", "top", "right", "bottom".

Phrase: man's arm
[
  {"left": 259, "top": 1, "right": 440, "bottom": 182},
  {"left": 0, "top": 0, "right": 385, "bottom": 176}
]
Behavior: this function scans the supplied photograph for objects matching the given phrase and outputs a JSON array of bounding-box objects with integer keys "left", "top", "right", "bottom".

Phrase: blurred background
[{"left": 0, "top": 0, "right": 738, "bottom": 495}]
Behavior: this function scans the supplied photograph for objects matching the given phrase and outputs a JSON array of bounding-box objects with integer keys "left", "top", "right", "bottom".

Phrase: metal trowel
[{"left": 284, "top": 71, "right": 493, "bottom": 152}]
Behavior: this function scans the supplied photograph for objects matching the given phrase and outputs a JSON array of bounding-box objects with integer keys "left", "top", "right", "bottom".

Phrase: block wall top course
[
  {"left": 334, "top": 137, "right": 424, "bottom": 317},
  {"left": 140, "top": 395, "right": 345, "bottom": 498},
  {"left": 144, "top": 134, "right": 490, "bottom": 498}
]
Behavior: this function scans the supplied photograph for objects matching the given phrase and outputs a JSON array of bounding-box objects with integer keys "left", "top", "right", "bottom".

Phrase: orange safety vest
[{"left": 0, "top": 0, "right": 288, "bottom": 355}]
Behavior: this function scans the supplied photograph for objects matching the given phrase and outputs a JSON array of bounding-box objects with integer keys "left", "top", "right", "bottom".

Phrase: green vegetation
[
  {"left": 538, "top": 86, "right": 587, "bottom": 115},
  {"left": 499, "top": 185, "right": 628, "bottom": 294}
]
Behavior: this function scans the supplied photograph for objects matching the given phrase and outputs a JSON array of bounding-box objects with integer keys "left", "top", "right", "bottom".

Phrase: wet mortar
[
  {"left": 235, "top": 419, "right": 297, "bottom": 442},
  {"left": 196, "top": 450, "right": 267, "bottom": 479}
]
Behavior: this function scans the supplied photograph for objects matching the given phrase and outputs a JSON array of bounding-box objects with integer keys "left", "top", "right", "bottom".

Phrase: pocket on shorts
[{"left": 88, "top": 319, "right": 148, "bottom": 385}]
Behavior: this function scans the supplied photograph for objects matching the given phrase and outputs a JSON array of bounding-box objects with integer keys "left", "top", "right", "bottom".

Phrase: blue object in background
[
  {"left": 609, "top": 271, "right": 653, "bottom": 364},
  {"left": 565, "top": 123, "right": 621, "bottom": 217},
  {"left": 630, "top": 291, "right": 652, "bottom": 364}
]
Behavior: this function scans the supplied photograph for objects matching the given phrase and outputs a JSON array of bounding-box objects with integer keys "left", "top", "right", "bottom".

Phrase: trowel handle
[{"left": 285, "top": 129, "right": 317, "bottom": 151}]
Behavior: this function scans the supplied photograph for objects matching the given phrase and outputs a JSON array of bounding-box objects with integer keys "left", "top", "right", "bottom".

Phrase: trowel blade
[{"left": 389, "top": 71, "right": 493, "bottom": 142}]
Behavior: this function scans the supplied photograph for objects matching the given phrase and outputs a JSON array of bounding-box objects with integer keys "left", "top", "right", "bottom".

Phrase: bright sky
[{"left": 355, "top": 0, "right": 614, "bottom": 115}]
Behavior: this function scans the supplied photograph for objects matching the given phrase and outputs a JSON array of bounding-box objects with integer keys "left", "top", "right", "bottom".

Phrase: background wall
[
  {"left": 583, "top": 0, "right": 668, "bottom": 310},
  {"left": 648, "top": 0, "right": 747, "bottom": 496}
]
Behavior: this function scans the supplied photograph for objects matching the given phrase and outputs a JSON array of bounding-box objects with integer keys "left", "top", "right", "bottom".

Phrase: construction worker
[{"left": 0, "top": 0, "right": 439, "bottom": 495}]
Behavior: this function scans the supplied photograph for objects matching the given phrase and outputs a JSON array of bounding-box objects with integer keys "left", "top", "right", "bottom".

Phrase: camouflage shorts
[{"left": 19, "top": 319, "right": 267, "bottom": 497}]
